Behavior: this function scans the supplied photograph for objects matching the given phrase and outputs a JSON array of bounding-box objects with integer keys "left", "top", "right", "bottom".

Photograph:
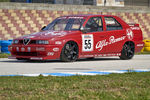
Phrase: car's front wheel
[
  {"left": 60, "top": 41, "right": 79, "bottom": 62},
  {"left": 120, "top": 42, "right": 135, "bottom": 60}
]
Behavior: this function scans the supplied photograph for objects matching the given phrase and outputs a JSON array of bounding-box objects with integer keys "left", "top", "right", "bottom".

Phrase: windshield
[{"left": 43, "top": 17, "right": 85, "bottom": 31}]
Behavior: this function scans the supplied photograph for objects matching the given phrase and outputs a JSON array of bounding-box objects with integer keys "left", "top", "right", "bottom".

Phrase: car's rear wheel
[
  {"left": 60, "top": 41, "right": 79, "bottom": 62},
  {"left": 120, "top": 42, "right": 135, "bottom": 60}
]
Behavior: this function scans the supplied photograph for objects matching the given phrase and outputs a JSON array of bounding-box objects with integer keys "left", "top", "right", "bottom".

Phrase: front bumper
[{"left": 8, "top": 45, "right": 62, "bottom": 60}]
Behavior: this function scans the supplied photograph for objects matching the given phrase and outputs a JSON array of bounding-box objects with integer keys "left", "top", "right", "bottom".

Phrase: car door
[
  {"left": 103, "top": 16, "right": 126, "bottom": 53},
  {"left": 81, "top": 16, "right": 106, "bottom": 57}
]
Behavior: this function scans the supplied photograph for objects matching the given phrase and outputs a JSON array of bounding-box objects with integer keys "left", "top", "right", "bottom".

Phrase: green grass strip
[{"left": 0, "top": 72, "right": 150, "bottom": 100}]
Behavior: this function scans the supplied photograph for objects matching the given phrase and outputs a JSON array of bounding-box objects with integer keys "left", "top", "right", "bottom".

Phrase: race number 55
[
  {"left": 82, "top": 34, "right": 93, "bottom": 52},
  {"left": 85, "top": 40, "right": 91, "bottom": 49}
]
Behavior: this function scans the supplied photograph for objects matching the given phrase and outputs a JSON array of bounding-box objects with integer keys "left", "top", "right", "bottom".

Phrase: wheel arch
[
  {"left": 61, "top": 39, "right": 80, "bottom": 52},
  {"left": 122, "top": 41, "right": 135, "bottom": 49},
  {"left": 120, "top": 41, "right": 135, "bottom": 60}
]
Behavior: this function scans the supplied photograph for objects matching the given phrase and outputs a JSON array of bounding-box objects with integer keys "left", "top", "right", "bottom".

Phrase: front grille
[
  {"left": 19, "top": 40, "right": 36, "bottom": 45},
  {"left": 14, "top": 52, "right": 38, "bottom": 56}
]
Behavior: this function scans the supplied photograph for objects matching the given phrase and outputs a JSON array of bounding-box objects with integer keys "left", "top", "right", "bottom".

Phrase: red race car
[{"left": 8, "top": 15, "right": 144, "bottom": 62}]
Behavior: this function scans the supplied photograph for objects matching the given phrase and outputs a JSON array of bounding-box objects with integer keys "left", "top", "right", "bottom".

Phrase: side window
[
  {"left": 85, "top": 17, "right": 103, "bottom": 32},
  {"left": 70, "top": 19, "right": 84, "bottom": 30},
  {"left": 104, "top": 17, "right": 122, "bottom": 31}
]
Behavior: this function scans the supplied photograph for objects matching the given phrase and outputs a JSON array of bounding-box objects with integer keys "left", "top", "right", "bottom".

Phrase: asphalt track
[{"left": 0, "top": 55, "right": 150, "bottom": 76}]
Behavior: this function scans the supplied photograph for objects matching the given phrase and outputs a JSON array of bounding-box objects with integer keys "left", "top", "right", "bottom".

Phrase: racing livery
[{"left": 8, "top": 15, "right": 144, "bottom": 61}]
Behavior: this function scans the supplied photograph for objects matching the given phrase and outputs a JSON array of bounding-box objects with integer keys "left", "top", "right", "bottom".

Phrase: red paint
[{"left": 9, "top": 15, "right": 144, "bottom": 60}]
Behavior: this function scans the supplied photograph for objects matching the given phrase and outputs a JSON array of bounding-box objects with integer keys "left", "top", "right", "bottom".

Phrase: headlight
[
  {"left": 36, "top": 40, "right": 49, "bottom": 44},
  {"left": 13, "top": 40, "right": 19, "bottom": 44}
]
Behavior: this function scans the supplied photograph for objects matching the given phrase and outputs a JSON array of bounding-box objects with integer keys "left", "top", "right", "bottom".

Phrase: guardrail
[{"left": 0, "top": 40, "right": 12, "bottom": 54}]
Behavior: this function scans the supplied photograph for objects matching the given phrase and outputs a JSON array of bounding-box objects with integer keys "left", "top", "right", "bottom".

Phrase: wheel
[
  {"left": 60, "top": 41, "right": 79, "bottom": 62},
  {"left": 120, "top": 42, "right": 135, "bottom": 60}
]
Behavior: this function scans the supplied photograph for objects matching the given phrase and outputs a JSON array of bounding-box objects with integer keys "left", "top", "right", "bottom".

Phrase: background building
[{"left": 0, "top": 0, "right": 150, "bottom": 7}]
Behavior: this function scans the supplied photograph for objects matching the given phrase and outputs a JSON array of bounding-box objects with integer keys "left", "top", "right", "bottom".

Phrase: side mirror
[
  {"left": 80, "top": 27, "right": 91, "bottom": 33},
  {"left": 41, "top": 26, "right": 46, "bottom": 31}
]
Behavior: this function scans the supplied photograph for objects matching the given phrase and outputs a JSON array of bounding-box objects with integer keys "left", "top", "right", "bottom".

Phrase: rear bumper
[{"left": 8, "top": 45, "right": 62, "bottom": 60}]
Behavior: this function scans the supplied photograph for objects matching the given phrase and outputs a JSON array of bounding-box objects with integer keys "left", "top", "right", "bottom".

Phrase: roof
[{"left": 63, "top": 14, "right": 116, "bottom": 17}]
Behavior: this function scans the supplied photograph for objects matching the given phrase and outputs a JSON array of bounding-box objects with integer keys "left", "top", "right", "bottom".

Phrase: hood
[{"left": 17, "top": 30, "right": 69, "bottom": 40}]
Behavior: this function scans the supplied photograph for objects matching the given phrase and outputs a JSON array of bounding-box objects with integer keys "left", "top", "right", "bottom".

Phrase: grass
[
  {"left": 0, "top": 72, "right": 150, "bottom": 100},
  {"left": 0, "top": 53, "right": 10, "bottom": 58}
]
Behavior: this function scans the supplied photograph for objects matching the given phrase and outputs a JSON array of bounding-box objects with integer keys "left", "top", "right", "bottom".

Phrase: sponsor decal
[
  {"left": 80, "top": 53, "right": 121, "bottom": 58},
  {"left": 82, "top": 34, "right": 94, "bottom": 52},
  {"left": 55, "top": 41, "right": 62, "bottom": 45},
  {"left": 44, "top": 31, "right": 67, "bottom": 36},
  {"left": 21, "top": 47, "right": 25, "bottom": 52},
  {"left": 96, "top": 36, "right": 126, "bottom": 51},
  {"left": 137, "top": 44, "right": 144, "bottom": 47},
  {"left": 53, "top": 48, "right": 59, "bottom": 52},
  {"left": 130, "top": 27, "right": 140, "bottom": 30},
  {"left": 47, "top": 52, "right": 54, "bottom": 56},
  {"left": 126, "top": 29, "right": 134, "bottom": 40}
]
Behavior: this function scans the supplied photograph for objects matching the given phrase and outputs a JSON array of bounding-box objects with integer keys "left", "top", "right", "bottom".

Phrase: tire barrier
[
  {"left": 0, "top": 40, "right": 12, "bottom": 54},
  {"left": 144, "top": 47, "right": 150, "bottom": 52},
  {"left": 142, "top": 39, "right": 150, "bottom": 52}
]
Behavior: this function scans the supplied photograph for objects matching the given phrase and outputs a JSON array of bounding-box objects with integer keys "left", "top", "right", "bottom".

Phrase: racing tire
[
  {"left": 120, "top": 42, "right": 135, "bottom": 60},
  {"left": 60, "top": 41, "right": 79, "bottom": 62}
]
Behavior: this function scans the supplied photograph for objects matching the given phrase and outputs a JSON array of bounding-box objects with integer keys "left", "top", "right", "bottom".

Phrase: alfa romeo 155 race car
[{"left": 8, "top": 14, "right": 144, "bottom": 62}]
